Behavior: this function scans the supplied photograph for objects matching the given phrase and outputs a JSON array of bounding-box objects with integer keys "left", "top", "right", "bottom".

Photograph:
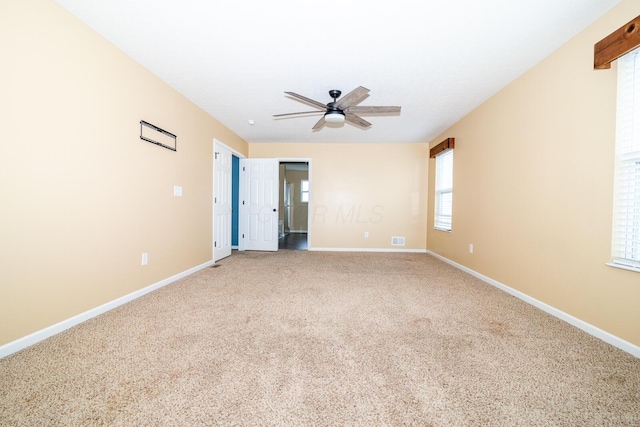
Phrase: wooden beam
[
  {"left": 594, "top": 15, "right": 640, "bottom": 70},
  {"left": 430, "top": 138, "right": 455, "bottom": 158}
]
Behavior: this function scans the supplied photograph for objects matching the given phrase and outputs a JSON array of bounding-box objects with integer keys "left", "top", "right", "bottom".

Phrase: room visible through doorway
[{"left": 278, "top": 162, "right": 309, "bottom": 250}]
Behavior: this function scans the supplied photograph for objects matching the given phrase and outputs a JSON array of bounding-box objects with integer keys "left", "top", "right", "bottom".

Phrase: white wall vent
[{"left": 391, "top": 236, "right": 406, "bottom": 246}]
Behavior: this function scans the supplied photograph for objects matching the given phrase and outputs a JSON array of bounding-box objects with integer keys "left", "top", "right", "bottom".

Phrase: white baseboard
[
  {"left": 0, "top": 260, "right": 214, "bottom": 359},
  {"left": 309, "top": 247, "right": 427, "bottom": 253},
  {"left": 426, "top": 251, "right": 640, "bottom": 359}
]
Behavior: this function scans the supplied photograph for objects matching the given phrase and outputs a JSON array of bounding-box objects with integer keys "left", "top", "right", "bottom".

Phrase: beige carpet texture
[{"left": 1, "top": 251, "right": 639, "bottom": 426}]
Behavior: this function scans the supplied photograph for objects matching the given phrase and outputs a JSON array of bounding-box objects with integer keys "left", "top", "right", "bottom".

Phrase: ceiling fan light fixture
[{"left": 324, "top": 111, "right": 345, "bottom": 124}]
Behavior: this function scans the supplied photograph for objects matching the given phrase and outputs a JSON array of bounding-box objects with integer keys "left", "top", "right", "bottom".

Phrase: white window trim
[
  {"left": 610, "top": 47, "right": 640, "bottom": 273},
  {"left": 434, "top": 149, "right": 453, "bottom": 231}
]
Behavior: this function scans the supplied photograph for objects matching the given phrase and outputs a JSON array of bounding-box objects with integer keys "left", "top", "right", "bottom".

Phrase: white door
[
  {"left": 239, "top": 158, "right": 279, "bottom": 251},
  {"left": 214, "top": 142, "right": 232, "bottom": 261}
]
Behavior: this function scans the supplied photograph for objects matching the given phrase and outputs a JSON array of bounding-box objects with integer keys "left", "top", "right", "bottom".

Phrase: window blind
[
  {"left": 435, "top": 148, "right": 453, "bottom": 231},
  {"left": 612, "top": 47, "right": 640, "bottom": 270}
]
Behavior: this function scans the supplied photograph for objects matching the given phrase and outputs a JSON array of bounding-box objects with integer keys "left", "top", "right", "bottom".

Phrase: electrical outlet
[
  {"left": 469, "top": 244, "right": 474, "bottom": 254},
  {"left": 141, "top": 253, "right": 148, "bottom": 266},
  {"left": 364, "top": 231, "right": 369, "bottom": 238}
]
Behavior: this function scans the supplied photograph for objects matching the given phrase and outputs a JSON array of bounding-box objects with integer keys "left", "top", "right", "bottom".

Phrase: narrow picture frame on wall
[{"left": 140, "top": 120, "right": 176, "bottom": 151}]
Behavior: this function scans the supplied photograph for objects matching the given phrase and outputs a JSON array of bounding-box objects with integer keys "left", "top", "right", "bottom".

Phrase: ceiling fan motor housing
[{"left": 325, "top": 89, "right": 345, "bottom": 123}]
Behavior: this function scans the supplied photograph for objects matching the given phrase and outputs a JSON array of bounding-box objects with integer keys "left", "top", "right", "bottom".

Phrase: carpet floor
[{"left": 1, "top": 251, "right": 639, "bottom": 426}]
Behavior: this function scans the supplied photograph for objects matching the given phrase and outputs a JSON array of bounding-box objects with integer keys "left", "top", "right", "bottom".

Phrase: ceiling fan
[{"left": 273, "top": 86, "right": 401, "bottom": 130}]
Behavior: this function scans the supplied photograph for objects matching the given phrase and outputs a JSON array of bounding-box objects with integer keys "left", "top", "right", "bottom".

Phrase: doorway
[
  {"left": 213, "top": 139, "right": 244, "bottom": 262},
  {"left": 215, "top": 152, "right": 311, "bottom": 258},
  {"left": 278, "top": 162, "right": 309, "bottom": 250}
]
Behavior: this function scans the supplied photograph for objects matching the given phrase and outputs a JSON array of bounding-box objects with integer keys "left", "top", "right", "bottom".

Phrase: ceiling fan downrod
[{"left": 328, "top": 89, "right": 342, "bottom": 102}]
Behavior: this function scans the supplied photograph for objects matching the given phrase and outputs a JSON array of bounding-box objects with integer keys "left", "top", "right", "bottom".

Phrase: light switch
[{"left": 174, "top": 185, "right": 182, "bottom": 197}]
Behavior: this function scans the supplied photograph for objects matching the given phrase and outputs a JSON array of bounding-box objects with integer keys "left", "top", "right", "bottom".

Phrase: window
[
  {"left": 300, "top": 179, "right": 309, "bottom": 203},
  {"left": 434, "top": 149, "right": 453, "bottom": 231},
  {"left": 611, "top": 47, "right": 640, "bottom": 271}
]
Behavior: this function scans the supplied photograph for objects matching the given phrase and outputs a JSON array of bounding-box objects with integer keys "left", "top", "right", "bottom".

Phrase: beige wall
[
  {"left": 0, "top": 0, "right": 248, "bottom": 346},
  {"left": 250, "top": 143, "right": 428, "bottom": 250},
  {"left": 427, "top": 0, "right": 640, "bottom": 347}
]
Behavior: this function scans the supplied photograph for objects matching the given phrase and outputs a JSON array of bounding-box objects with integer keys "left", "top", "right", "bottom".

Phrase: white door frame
[
  {"left": 278, "top": 158, "right": 312, "bottom": 250},
  {"left": 212, "top": 139, "right": 244, "bottom": 263}
]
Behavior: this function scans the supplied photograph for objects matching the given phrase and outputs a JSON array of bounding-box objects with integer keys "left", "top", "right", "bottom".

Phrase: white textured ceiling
[{"left": 55, "top": 0, "right": 621, "bottom": 144}]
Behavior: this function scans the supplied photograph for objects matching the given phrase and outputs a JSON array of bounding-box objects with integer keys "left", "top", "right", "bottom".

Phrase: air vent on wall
[{"left": 391, "top": 236, "right": 405, "bottom": 246}]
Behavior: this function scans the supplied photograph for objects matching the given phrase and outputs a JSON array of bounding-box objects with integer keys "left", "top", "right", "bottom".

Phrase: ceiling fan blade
[
  {"left": 345, "top": 113, "right": 372, "bottom": 128},
  {"left": 312, "top": 116, "right": 326, "bottom": 131},
  {"left": 285, "top": 92, "right": 327, "bottom": 110},
  {"left": 344, "top": 106, "right": 401, "bottom": 114},
  {"left": 273, "top": 111, "right": 324, "bottom": 117},
  {"left": 335, "top": 86, "right": 370, "bottom": 109}
]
